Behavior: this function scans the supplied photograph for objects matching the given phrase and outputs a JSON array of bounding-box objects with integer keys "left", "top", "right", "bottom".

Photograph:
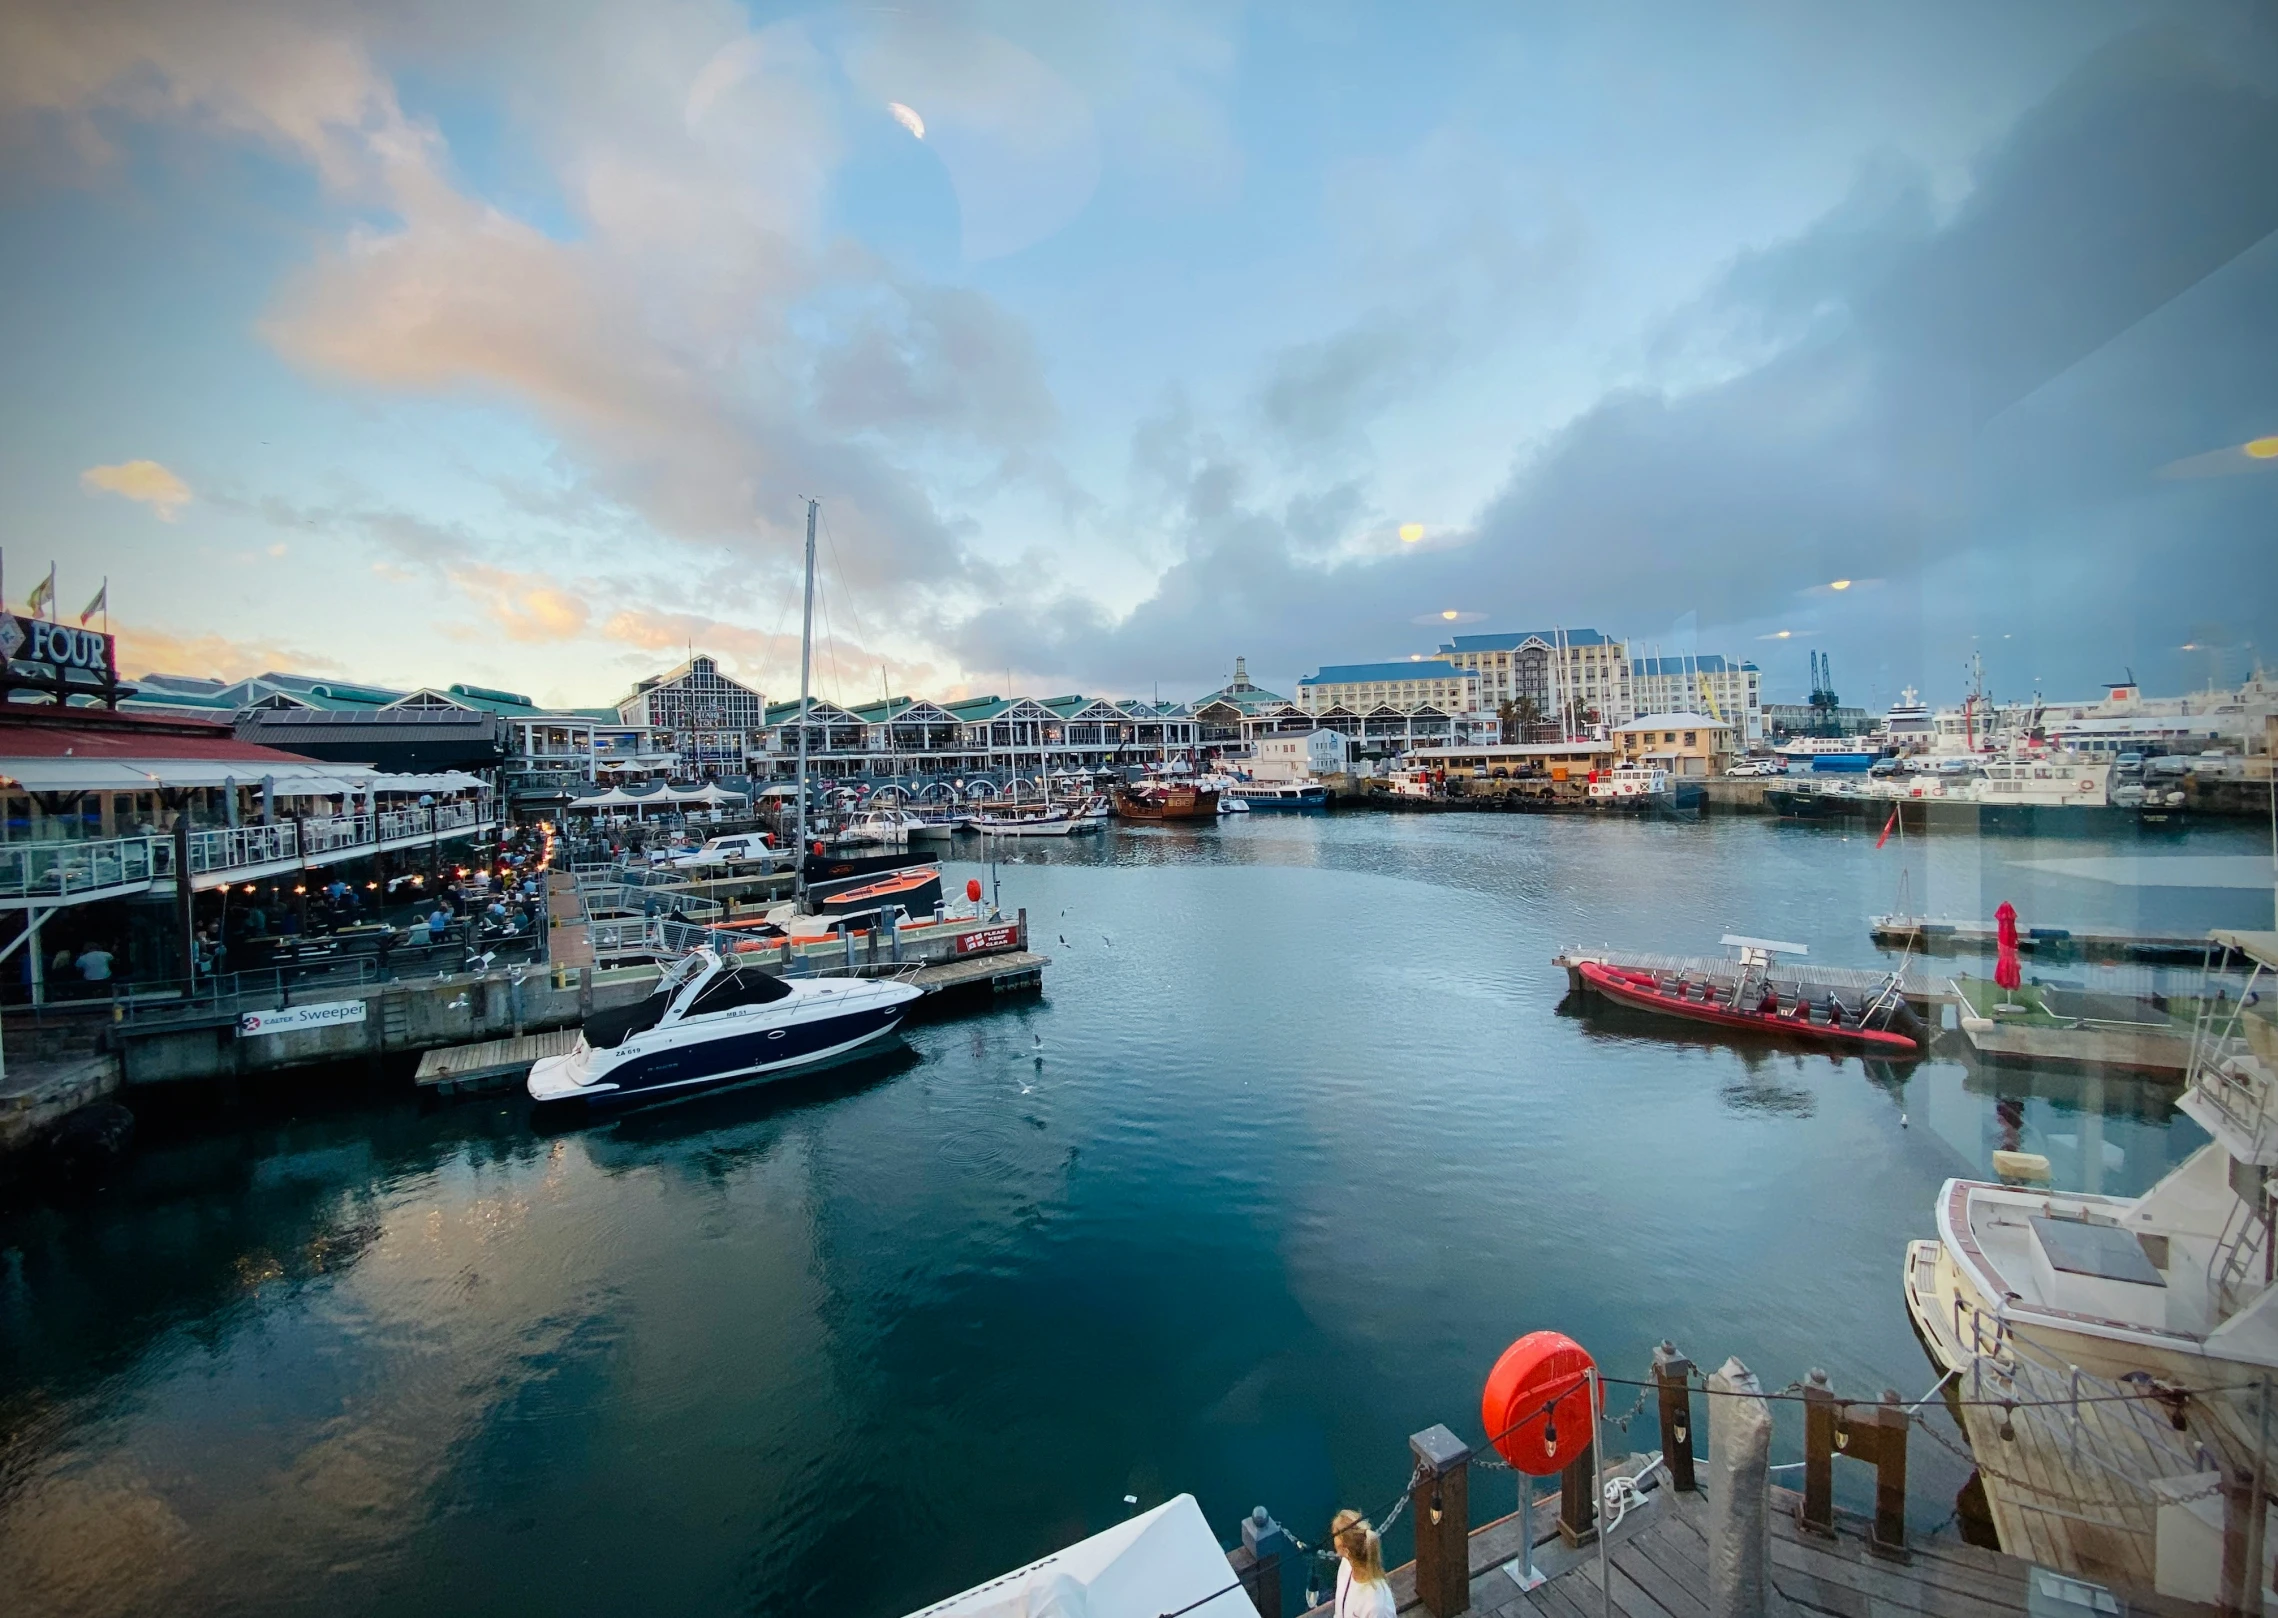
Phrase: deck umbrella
[{"left": 1994, "top": 900, "right": 2023, "bottom": 991}]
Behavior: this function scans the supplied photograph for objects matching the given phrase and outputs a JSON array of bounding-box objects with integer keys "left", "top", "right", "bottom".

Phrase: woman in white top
[{"left": 1330, "top": 1509, "right": 1395, "bottom": 1618}]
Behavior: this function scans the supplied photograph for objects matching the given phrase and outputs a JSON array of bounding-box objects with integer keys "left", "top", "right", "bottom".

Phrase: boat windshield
[
  {"left": 584, "top": 992, "right": 673, "bottom": 1050},
  {"left": 685, "top": 967, "right": 796, "bottom": 1017}
]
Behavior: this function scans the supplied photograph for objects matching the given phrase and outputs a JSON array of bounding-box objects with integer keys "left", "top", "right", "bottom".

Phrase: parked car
[{"left": 1728, "top": 757, "right": 1784, "bottom": 778}]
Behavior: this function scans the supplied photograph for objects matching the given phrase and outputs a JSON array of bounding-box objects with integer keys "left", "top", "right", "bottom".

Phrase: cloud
[
  {"left": 115, "top": 620, "right": 340, "bottom": 681},
  {"left": 79, "top": 459, "right": 193, "bottom": 520},
  {"left": 445, "top": 565, "right": 590, "bottom": 644}
]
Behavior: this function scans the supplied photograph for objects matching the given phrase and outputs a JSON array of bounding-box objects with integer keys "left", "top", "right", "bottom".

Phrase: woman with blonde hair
[{"left": 1329, "top": 1508, "right": 1394, "bottom": 1618}]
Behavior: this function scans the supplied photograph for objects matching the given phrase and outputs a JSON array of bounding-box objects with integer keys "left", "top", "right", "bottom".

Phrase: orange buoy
[
  {"left": 966, "top": 879, "right": 983, "bottom": 903},
  {"left": 1482, "top": 1331, "right": 1598, "bottom": 1476}
]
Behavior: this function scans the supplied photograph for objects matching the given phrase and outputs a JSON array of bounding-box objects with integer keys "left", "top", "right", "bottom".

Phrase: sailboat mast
[{"left": 795, "top": 498, "right": 818, "bottom": 888}]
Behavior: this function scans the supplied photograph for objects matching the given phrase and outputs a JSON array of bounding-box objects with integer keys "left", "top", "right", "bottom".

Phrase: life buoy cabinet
[{"left": 1482, "top": 1331, "right": 1598, "bottom": 1476}]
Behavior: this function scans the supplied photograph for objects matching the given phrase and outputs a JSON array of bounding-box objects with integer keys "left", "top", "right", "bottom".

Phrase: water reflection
[{"left": 0, "top": 812, "right": 2249, "bottom": 1617}]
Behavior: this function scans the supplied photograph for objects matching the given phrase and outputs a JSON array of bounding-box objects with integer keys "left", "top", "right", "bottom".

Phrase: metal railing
[
  {"left": 186, "top": 823, "right": 298, "bottom": 874},
  {"left": 0, "top": 835, "right": 162, "bottom": 899},
  {"left": 0, "top": 804, "right": 501, "bottom": 905}
]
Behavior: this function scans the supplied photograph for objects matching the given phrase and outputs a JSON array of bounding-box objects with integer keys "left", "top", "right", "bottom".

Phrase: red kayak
[{"left": 1576, "top": 960, "right": 1922, "bottom": 1054}]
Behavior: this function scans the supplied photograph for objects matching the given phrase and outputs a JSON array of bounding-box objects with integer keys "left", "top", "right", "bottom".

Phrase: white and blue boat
[
  {"left": 1223, "top": 781, "right": 1330, "bottom": 809},
  {"left": 1775, "top": 735, "right": 1881, "bottom": 773},
  {"left": 528, "top": 949, "right": 920, "bottom": 1108}
]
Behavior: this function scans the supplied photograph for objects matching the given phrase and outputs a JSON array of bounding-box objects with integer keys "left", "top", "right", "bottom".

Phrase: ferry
[
  {"left": 1221, "top": 780, "right": 1330, "bottom": 810},
  {"left": 1112, "top": 780, "right": 1219, "bottom": 820},
  {"left": 1774, "top": 735, "right": 1882, "bottom": 772},
  {"left": 1765, "top": 750, "right": 2179, "bottom": 835}
]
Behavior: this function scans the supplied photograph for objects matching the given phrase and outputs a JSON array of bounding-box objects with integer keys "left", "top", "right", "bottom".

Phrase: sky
[{"left": 1, "top": 0, "right": 2273, "bottom": 715}]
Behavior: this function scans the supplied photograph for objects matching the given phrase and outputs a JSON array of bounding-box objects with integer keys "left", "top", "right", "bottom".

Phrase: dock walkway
[{"left": 1317, "top": 1478, "right": 2212, "bottom": 1618}]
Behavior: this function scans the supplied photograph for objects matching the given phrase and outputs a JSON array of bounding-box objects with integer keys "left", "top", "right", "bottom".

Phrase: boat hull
[
  {"left": 1576, "top": 960, "right": 1921, "bottom": 1054},
  {"left": 530, "top": 991, "right": 918, "bottom": 1108},
  {"left": 1765, "top": 787, "right": 2181, "bottom": 836},
  {"left": 1112, "top": 785, "right": 1220, "bottom": 820}
]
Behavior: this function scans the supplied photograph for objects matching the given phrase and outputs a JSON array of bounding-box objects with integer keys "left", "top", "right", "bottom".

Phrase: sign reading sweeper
[{"left": 238, "top": 1001, "right": 369, "bottom": 1037}]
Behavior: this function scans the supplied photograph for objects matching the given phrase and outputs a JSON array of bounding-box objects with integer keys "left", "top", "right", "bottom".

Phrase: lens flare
[
  {"left": 2246, "top": 436, "right": 2278, "bottom": 460},
  {"left": 887, "top": 102, "right": 925, "bottom": 140},
  {"left": 1441, "top": 609, "right": 1460, "bottom": 620},
  {"left": 1399, "top": 522, "right": 1425, "bottom": 542},
  {"left": 1829, "top": 579, "right": 1852, "bottom": 591}
]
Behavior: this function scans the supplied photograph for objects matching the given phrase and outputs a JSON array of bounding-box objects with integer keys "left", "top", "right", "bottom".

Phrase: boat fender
[
  {"left": 1990, "top": 1150, "right": 2051, "bottom": 1183},
  {"left": 966, "top": 879, "right": 983, "bottom": 903},
  {"left": 1482, "top": 1331, "right": 1598, "bottom": 1477}
]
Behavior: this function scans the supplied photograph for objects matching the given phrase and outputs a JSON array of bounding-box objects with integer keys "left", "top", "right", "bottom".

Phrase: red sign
[{"left": 954, "top": 925, "right": 1018, "bottom": 956}]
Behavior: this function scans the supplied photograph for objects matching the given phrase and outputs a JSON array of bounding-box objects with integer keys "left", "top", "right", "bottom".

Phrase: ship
[{"left": 1111, "top": 779, "right": 1220, "bottom": 820}]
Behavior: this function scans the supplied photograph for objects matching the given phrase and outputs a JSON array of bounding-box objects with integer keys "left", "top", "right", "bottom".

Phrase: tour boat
[
  {"left": 817, "top": 864, "right": 942, "bottom": 921},
  {"left": 973, "top": 806, "right": 1095, "bottom": 836},
  {"left": 1573, "top": 943, "right": 1924, "bottom": 1054},
  {"left": 1585, "top": 762, "right": 1670, "bottom": 806},
  {"left": 841, "top": 807, "right": 929, "bottom": 845},
  {"left": 528, "top": 948, "right": 921, "bottom": 1107},
  {"left": 1112, "top": 780, "right": 1220, "bottom": 820},
  {"left": 1222, "top": 781, "right": 1330, "bottom": 809}
]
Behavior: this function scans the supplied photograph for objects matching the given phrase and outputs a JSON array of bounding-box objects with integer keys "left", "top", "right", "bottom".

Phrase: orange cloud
[
  {"left": 80, "top": 459, "right": 193, "bottom": 520},
  {"left": 447, "top": 566, "right": 590, "bottom": 643},
  {"left": 113, "top": 620, "right": 341, "bottom": 682}
]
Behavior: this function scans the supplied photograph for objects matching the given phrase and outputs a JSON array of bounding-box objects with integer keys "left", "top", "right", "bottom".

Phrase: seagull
[
  {"left": 1900, "top": 1113, "right": 1909, "bottom": 1128},
  {"left": 1101, "top": 936, "right": 1111, "bottom": 947},
  {"left": 1059, "top": 934, "right": 1067, "bottom": 945}
]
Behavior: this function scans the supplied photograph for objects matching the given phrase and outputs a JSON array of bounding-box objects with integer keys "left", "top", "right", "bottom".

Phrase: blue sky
[{"left": 2, "top": 0, "right": 2272, "bottom": 714}]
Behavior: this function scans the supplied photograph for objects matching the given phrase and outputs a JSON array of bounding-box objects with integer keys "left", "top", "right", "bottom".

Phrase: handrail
[{"left": 0, "top": 806, "right": 501, "bottom": 902}]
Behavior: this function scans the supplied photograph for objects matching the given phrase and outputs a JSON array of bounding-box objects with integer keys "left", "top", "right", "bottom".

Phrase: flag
[
  {"left": 1875, "top": 807, "right": 1899, "bottom": 849},
  {"left": 80, "top": 580, "right": 107, "bottom": 626},
  {"left": 26, "top": 565, "right": 54, "bottom": 618}
]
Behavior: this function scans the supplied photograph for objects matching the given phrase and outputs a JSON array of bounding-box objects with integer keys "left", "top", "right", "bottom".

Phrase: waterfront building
[
  {"left": 1251, "top": 729, "right": 1351, "bottom": 781},
  {"left": 615, "top": 654, "right": 766, "bottom": 777},
  {"left": 1630, "top": 654, "right": 1762, "bottom": 741},
  {"left": 1433, "top": 630, "right": 1631, "bottom": 732},
  {"left": 125, "top": 669, "right": 408, "bottom": 722},
  {"left": 1405, "top": 740, "right": 1614, "bottom": 779},
  {"left": 1296, "top": 659, "right": 1480, "bottom": 717},
  {"left": 0, "top": 701, "right": 496, "bottom": 998},
  {"left": 1190, "top": 657, "right": 1294, "bottom": 745},
  {"left": 751, "top": 693, "right": 1201, "bottom": 782},
  {"left": 235, "top": 704, "right": 508, "bottom": 776},
  {"left": 1763, "top": 700, "right": 1870, "bottom": 738},
  {"left": 1613, "top": 711, "right": 1734, "bottom": 776}
]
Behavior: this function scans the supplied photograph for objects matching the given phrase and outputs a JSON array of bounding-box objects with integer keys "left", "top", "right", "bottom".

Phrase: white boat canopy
[{"left": 901, "top": 1495, "right": 1254, "bottom": 1618}]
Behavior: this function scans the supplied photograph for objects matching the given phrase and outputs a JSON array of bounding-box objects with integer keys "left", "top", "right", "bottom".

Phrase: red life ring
[
  {"left": 1482, "top": 1331, "right": 1599, "bottom": 1477},
  {"left": 2077, "top": 781, "right": 2093, "bottom": 792}
]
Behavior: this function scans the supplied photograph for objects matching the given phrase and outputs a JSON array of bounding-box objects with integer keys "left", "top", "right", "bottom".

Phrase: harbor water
[{"left": 3, "top": 811, "right": 2270, "bottom": 1617}]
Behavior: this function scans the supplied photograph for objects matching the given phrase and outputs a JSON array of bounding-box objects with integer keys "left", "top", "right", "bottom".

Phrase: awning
[
  {"left": 368, "top": 771, "right": 488, "bottom": 794},
  {"left": 903, "top": 1495, "right": 1252, "bottom": 1618},
  {"left": 0, "top": 758, "right": 371, "bottom": 793}
]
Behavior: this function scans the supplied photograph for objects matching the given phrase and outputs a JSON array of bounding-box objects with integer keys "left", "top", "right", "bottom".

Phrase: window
[
  {"left": 1684, "top": 732, "right": 1697, "bottom": 746},
  {"left": 687, "top": 967, "right": 795, "bottom": 1016}
]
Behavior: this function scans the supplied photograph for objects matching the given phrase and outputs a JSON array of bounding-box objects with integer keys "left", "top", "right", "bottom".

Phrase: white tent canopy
[
  {"left": 903, "top": 1496, "right": 1253, "bottom": 1618},
  {"left": 369, "top": 771, "right": 487, "bottom": 794},
  {"left": 567, "top": 787, "right": 644, "bottom": 810},
  {"left": 0, "top": 758, "right": 373, "bottom": 794}
]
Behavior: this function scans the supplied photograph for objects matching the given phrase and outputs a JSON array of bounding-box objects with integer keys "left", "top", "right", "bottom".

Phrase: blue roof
[
  {"left": 1300, "top": 661, "right": 1480, "bottom": 686},
  {"left": 1437, "top": 629, "right": 1617, "bottom": 653},
  {"left": 1631, "top": 655, "right": 1757, "bottom": 676}
]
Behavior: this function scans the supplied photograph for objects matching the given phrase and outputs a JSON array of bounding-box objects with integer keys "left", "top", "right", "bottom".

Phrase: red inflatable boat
[{"left": 1576, "top": 960, "right": 1923, "bottom": 1054}]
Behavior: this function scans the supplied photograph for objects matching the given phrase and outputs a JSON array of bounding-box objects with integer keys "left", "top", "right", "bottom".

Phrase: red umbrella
[{"left": 1994, "top": 900, "right": 2023, "bottom": 992}]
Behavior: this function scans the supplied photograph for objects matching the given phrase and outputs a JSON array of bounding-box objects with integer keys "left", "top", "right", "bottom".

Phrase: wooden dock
[
  {"left": 907, "top": 949, "right": 1048, "bottom": 998},
  {"left": 1300, "top": 1473, "right": 2214, "bottom": 1618},
  {"left": 415, "top": 1028, "right": 580, "bottom": 1094},
  {"left": 1871, "top": 917, "right": 2224, "bottom": 966}
]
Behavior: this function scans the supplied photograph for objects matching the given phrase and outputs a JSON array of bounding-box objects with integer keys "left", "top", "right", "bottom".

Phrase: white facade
[
  {"left": 1434, "top": 631, "right": 1632, "bottom": 728},
  {"left": 1297, "top": 660, "right": 1480, "bottom": 716},
  {"left": 1630, "top": 656, "right": 1762, "bottom": 741},
  {"left": 1252, "top": 729, "right": 1351, "bottom": 781}
]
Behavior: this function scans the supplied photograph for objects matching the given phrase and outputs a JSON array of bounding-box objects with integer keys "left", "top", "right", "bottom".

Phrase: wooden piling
[
  {"left": 1652, "top": 1340, "right": 1696, "bottom": 1494},
  {"left": 1409, "top": 1423, "right": 1471, "bottom": 1617},
  {"left": 1798, "top": 1369, "right": 1908, "bottom": 1560}
]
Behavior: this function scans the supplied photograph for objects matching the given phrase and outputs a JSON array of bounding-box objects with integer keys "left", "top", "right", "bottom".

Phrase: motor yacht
[{"left": 528, "top": 948, "right": 921, "bottom": 1107}]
